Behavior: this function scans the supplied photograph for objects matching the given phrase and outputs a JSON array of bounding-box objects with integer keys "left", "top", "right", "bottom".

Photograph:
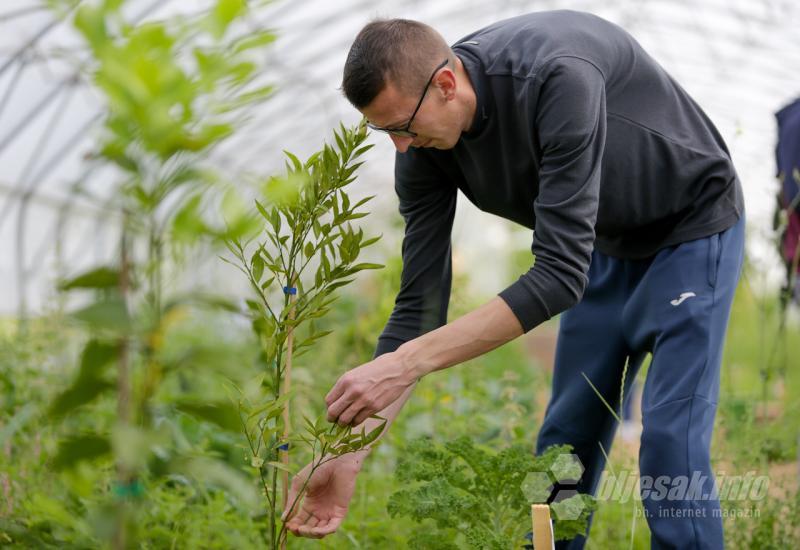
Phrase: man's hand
[
  {"left": 281, "top": 454, "right": 363, "bottom": 538},
  {"left": 325, "top": 351, "right": 418, "bottom": 426}
]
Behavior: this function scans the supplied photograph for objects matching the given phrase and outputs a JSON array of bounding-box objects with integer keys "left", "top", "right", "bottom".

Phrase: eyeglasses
[{"left": 366, "top": 58, "right": 449, "bottom": 138}]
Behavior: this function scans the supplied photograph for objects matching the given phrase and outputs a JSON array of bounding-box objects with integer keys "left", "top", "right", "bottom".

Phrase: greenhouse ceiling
[{"left": 1, "top": 0, "right": 799, "bottom": 315}]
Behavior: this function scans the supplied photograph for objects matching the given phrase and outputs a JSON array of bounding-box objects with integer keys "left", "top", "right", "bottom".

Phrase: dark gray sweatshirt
[{"left": 375, "top": 10, "right": 744, "bottom": 356}]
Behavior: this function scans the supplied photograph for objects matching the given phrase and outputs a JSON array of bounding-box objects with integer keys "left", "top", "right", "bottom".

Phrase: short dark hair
[{"left": 341, "top": 19, "right": 454, "bottom": 109}]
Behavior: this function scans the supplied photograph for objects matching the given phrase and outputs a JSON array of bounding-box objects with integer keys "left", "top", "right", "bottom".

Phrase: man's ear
[{"left": 434, "top": 68, "right": 457, "bottom": 101}]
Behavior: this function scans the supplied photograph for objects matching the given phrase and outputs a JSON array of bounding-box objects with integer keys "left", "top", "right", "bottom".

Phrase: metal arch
[
  {"left": 0, "top": 5, "right": 51, "bottom": 23},
  {"left": 31, "top": 168, "right": 119, "bottom": 284},
  {"left": 1, "top": 0, "right": 799, "bottom": 316},
  {"left": 3, "top": 0, "right": 176, "bottom": 320},
  {"left": 0, "top": 82, "right": 70, "bottom": 157},
  {"left": 14, "top": 81, "right": 78, "bottom": 322},
  {"left": 0, "top": 52, "right": 29, "bottom": 123},
  {"left": 0, "top": 76, "right": 82, "bottom": 229},
  {"left": 0, "top": 0, "right": 174, "bottom": 157},
  {"left": 0, "top": 1, "right": 81, "bottom": 78}
]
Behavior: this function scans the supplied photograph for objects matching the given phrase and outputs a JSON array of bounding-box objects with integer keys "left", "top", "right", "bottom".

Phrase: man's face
[{"left": 360, "top": 70, "right": 462, "bottom": 153}]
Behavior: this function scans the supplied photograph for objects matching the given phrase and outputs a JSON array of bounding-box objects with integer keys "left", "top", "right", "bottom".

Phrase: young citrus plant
[{"left": 224, "top": 121, "right": 387, "bottom": 549}]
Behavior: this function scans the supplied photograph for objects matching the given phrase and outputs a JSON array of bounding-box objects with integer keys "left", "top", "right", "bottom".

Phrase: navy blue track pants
[{"left": 537, "top": 216, "right": 745, "bottom": 549}]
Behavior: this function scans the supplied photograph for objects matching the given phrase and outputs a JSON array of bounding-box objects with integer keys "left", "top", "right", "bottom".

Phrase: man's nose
[{"left": 389, "top": 134, "right": 414, "bottom": 153}]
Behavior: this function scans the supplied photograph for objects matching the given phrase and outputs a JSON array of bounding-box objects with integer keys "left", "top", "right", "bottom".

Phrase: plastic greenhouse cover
[{"left": 1, "top": 0, "right": 799, "bottom": 314}]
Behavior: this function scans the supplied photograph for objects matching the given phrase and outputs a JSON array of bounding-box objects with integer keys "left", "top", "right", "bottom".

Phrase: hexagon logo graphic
[
  {"left": 549, "top": 453, "right": 584, "bottom": 484},
  {"left": 550, "top": 492, "right": 589, "bottom": 521},
  {"left": 521, "top": 471, "right": 553, "bottom": 503}
]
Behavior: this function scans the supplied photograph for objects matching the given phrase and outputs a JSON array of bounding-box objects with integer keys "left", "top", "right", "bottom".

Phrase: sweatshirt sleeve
[
  {"left": 498, "top": 57, "right": 607, "bottom": 332},
  {"left": 374, "top": 150, "right": 458, "bottom": 357}
]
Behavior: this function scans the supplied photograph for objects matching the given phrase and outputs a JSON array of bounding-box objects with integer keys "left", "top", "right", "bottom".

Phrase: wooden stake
[{"left": 531, "top": 504, "right": 555, "bottom": 550}]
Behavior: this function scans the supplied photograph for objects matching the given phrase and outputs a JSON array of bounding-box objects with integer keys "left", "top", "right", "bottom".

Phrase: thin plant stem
[
  {"left": 597, "top": 441, "right": 615, "bottom": 477},
  {"left": 581, "top": 372, "right": 621, "bottom": 423},
  {"left": 279, "top": 275, "right": 297, "bottom": 550},
  {"left": 619, "top": 356, "right": 630, "bottom": 422},
  {"left": 114, "top": 216, "right": 131, "bottom": 550}
]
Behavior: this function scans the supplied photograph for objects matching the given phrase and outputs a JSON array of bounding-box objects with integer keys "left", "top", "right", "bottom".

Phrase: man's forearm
[
  {"left": 397, "top": 296, "right": 524, "bottom": 379},
  {"left": 332, "top": 296, "right": 523, "bottom": 467},
  {"left": 359, "top": 296, "right": 523, "bottom": 442}
]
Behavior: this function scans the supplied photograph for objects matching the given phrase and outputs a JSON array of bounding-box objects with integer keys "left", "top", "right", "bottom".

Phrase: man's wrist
[{"left": 394, "top": 339, "right": 435, "bottom": 380}]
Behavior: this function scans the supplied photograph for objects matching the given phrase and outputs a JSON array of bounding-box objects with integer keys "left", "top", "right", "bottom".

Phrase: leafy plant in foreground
[
  {"left": 38, "top": 0, "right": 278, "bottom": 547},
  {"left": 388, "top": 436, "right": 595, "bottom": 548},
  {"left": 224, "top": 121, "right": 387, "bottom": 548}
]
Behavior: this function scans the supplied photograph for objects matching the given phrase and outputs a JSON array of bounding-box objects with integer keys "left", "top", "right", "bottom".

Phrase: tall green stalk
[{"left": 226, "top": 122, "right": 388, "bottom": 548}]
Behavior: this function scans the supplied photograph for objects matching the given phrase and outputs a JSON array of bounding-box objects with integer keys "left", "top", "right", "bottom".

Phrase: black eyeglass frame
[{"left": 366, "top": 58, "right": 449, "bottom": 138}]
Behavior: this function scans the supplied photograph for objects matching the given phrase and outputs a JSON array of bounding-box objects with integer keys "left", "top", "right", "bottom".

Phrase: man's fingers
[
  {"left": 336, "top": 400, "right": 365, "bottom": 426},
  {"left": 312, "top": 516, "right": 343, "bottom": 536},
  {"left": 291, "top": 514, "right": 340, "bottom": 539},
  {"left": 326, "top": 395, "right": 349, "bottom": 423},
  {"left": 325, "top": 378, "right": 346, "bottom": 407},
  {"left": 285, "top": 508, "right": 311, "bottom": 532},
  {"left": 353, "top": 408, "right": 373, "bottom": 426},
  {"left": 297, "top": 516, "right": 320, "bottom": 537},
  {"left": 327, "top": 388, "right": 364, "bottom": 423},
  {"left": 286, "top": 513, "right": 345, "bottom": 539}
]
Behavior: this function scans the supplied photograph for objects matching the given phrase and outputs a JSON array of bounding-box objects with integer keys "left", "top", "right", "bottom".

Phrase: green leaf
[
  {"left": 175, "top": 400, "right": 242, "bottom": 432},
  {"left": 173, "top": 194, "right": 206, "bottom": 242},
  {"left": 361, "top": 234, "right": 382, "bottom": 248},
  {"left": 248, "top": 392, "right": 292, "bottom": 421},
  {"left": 210, "top": 0, "right": 246, "bottom": 39},
  {"left": 321, "top": 250, "right": 331, "bottom": 277},
  {"left": 164, "top": 292, "right": 240, "bottom": 313},
  {"left": 49, "top": 339, "right": 117, "bottom": 415},
  {"left": 70, "top": 297, "right": 130, "bottom": 332},
  {"left": 255, "top": 199, "right": 270, "bottom": 221},
  {"left": 53, "top": 434, "right": 111, "bottom": 469},
  {"left": 218, "top": 85, "right": 275, "bottom": 112},
  {"left": 78, "top": 339, "right": 117, "bottom": 378},
  {"left": 49, "top": 378, "right": 114, "bottom": 418},
  {"left": 352, "top": 194, "right": 375, "bottom": 209},
  {"left": 232, "top": 29, "right": 277, "bottom": 53},
  {"left": 270, "top": 209, "right": 281, "bottom": 234},
  {"left": 350, "top": 262, "right": 384, "bottom": 271},
  {"left": 59, "top": 266, "right": 120, "bottom": 291},
  {"left": 364, "top": 422, "right": 385, "bottom": 446},
  {"left": 353, "top": 144, "right": 374, "bottom": 157},
  {"left": 252, "top": 252, "right": 264, "bottom": 283},
  {"left": 74, "top": 5, "right": 108, "bottom": 51},
  {"left": 186, "top": 123, "right": 234, "bottom": 151},
  {"left": 283, "top": 150, "right": 302, "bottom": 173}
]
